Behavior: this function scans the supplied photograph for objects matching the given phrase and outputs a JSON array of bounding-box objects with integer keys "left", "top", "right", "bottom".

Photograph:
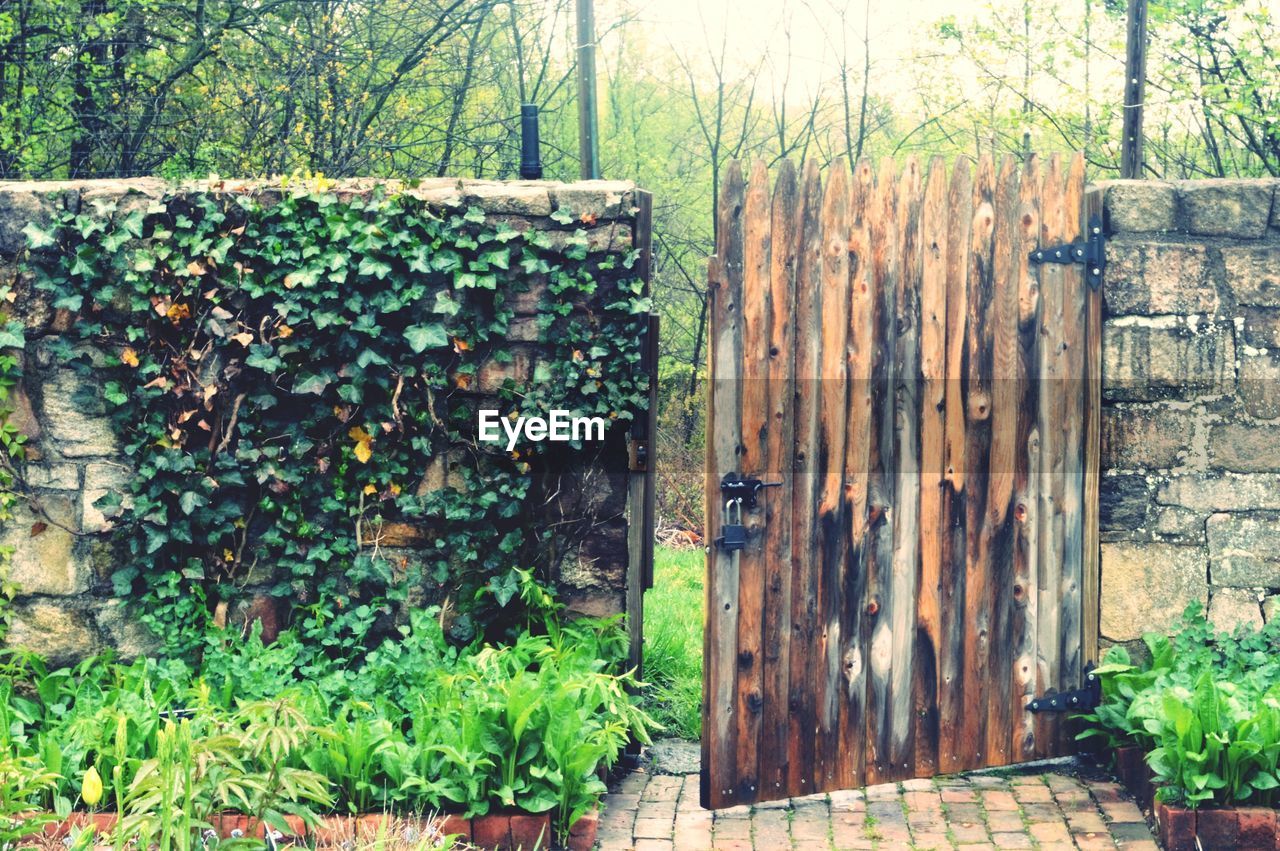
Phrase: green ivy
[{"left": 22, "top": 186, "right": 650, "bottom": 658}]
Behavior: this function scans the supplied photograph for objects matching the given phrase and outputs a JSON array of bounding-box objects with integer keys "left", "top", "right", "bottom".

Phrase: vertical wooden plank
[
  {"left": 702, "top": 163, "right": 746, "bottom": 809},
  {"left": 886, "top": 155, "right": 923, "bottom": 780},
  {"left": 1082, "top": 180, "right": 1104, "bottom": 674},
  {"left": 1058, "top": 153, "right": 1088, "bottom": 749},
  {"left": 914, "top": 157, "right": 949, "bottom": 778},
  {"left": 864, "top": 158, "right": 898, "bottom": 786},
  {"left": 938, "top": 158, "right": 973, "bottom": 775},
  {"left": 733, "top": 161, "right": 772, "bottom": 802},
  {"left": 838, "top": 157, "right": 876, "bottom": 790},
  {"left": 1035, "top": 154, "right": 1066, "bottom": 760},
  {"left": 1010, "top": 155, "right": 1042, "bottom": 764},
  {"left": 958, "top": 154, "right": 996, "bottom": 769},
  {"left": 814, "top": 164, "right": 852, "bottom": 791},
  {"left": 984, "top": 155, "right": 1020, "bottom": 768},
  {"left": 788, "top": 161, "right": 825, "bottom": 797},
  {"left": 759, "top": 161, "right": 799, "bottom": 799}
]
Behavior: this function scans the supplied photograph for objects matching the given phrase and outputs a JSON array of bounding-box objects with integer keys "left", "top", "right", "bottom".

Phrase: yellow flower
[{"left": 82, "top": 765, "right": 103, "bottom": 806}]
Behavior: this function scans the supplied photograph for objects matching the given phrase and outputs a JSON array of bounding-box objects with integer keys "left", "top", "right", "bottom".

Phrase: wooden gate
[{"left": 702, "top": 154, "right": 1102, "bottom": 809}]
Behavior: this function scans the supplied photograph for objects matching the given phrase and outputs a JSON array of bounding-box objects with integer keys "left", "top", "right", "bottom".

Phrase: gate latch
[
  {"left": 1027, "top": 665, "right": 1101, "bottom": 713},
  {"left": 719, "top": 472, "right": 782, "bottom": 511},
  {"left": 1028, "top": 215, "right": 1105, "bottom": 291}
]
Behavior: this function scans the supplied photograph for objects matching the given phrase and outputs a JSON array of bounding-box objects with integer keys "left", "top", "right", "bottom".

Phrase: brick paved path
[{"left": 598, "top": 769, "right": 1157, "bottom": 850}]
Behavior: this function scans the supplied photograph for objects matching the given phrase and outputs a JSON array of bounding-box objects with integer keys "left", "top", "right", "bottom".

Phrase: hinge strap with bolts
[
  {"left": 1028, "top": 215, "right": 1105, "bottom": 291},
  {"left": 1026, "top": 665, "right": 1101, "bottom": 713}
]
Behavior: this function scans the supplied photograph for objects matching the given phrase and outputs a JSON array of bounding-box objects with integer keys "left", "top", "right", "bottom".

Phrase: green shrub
[
  {"left": 1081, "top": 602, "right": 1280, "bottom": 808},
  {"left": 0, "top": 610, "right": 651, "bottom": 845}
]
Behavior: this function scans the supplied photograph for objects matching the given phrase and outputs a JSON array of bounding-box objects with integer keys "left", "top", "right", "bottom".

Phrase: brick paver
[{"left": 598, "top": 768, "right": 1155, "bottom": 850}]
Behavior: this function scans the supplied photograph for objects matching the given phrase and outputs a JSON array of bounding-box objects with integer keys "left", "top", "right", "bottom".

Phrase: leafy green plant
[{"left": 22, "top": 187, "right": 650, "bottom": 657}]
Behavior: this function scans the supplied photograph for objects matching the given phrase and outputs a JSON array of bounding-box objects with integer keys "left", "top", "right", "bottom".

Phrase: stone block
[
  {"left": 4, "top": 602, "right": 98, "bottom": 665},
  {"left": 1179, "top": 180, "right": 1274, "bottom": 238},
  {"left": 1208, "top": 422, "right": 1280, "bottom": 472},
  {"left": 1102, "top": 317, "right": 1235, "bottom": 401},
  {"left": 1103, "top": 181, "right": 1176, "bottom": 233},
  {"left": 551, "top": 181, "right": 635, "bottom": 220},
  {"left": 0, "top": 186, "right": 59, "bottom": 255},
  {"left": 1239, "top": 349, "right": 1280, "bottom": 419},
  {"left": 459, "top": 181, "right": 552, "bottom": 217},
  {"left": 1152, "top": 505, "right": 1205, "bottom": 540},
  {"left": 37, "top": 367, "right": 118, "bottom": 457},
  {"left": 1099, "top": 473, "right": 1151, "bottom": 529},
  {"left": 95, "top": 599, "right": 162, "bottom": 660},
  {"left": 23, "top": 463, "right": 80, "bottom": 491},
  {"left": 2, "top": 493, "right": 89, "bottom": 595},
  {"left": 1103, "top": 242, "right": 1215, "bottom": 315},
  {"left": 1101, "top": 406, "right": 1195, "bottom": 469},
  {"left": 1100, "top": 542, "right": 1207, "bottom": 641},
  {"left": 1157, "top": 473, "right": 1280, "bottom": 511},
  {"left": 1240, "top": 305, "right": 1280, "bottom": 348},
  {"left": 1223, "top": 245, "right": 1280, "bottom": 306},
  {"left": 1208, "top": 587, "right": 1263, "bottom": 633},
  {"left": 1207, "top": 512, "right": 1280, "bottom": 586}
]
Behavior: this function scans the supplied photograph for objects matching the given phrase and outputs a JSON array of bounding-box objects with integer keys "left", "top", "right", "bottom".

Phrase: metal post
[
  {"left": 519, "top": 104, "right": 543, "bottom": 179},
  {"left": 575, "top": 0, "right": 601, "bottom": 180},
  {"left": 1120, "top": 0, "right": 1148, "bottom": 179}
]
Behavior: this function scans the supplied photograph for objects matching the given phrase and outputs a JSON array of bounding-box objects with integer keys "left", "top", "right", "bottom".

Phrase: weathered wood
[
  {"left": 983, "top": 155, "right": 1021, "bottom": 768},
  {"left": 703, "top": 162, "right": 746, "bottom": 809},
  {"left": 938, "top": 159, "right": 973, "bottom": 775},
  {"left": 1035, "top": 155, "right": 1067, "bottom": 759},
  {"left": 1010, "top": 155, "right": 1041, "bottom": 764},
  {"left": 886, "top": 156, "right": 923, "bottom": 780},
  {"left": 914, "top": 156, "right": 949, "bottom": 778},
  {"left": 1057, "top": 153, "right": 1088, "bottom": 752},
  {"left": 814, "top": 164, "right": 852, "bottom": 790},
  {"left": 1121, "top": 0, "right": 1149, "bottom": 178},
  {"left": 759, "top": 161, "right": 799, "bottom": 799},
  {"left": 703, "top": 154, "right": 1097, "bottom": 807},
  {"left": 733, "top": 161, "right": 772, "bottom": 801},
  {"left": 1082, "top": 181, "right": 1104, "bottom": 673},
  {"left": 958, "top": 153, "right": 996, "bottom": 769},
  {"left": 838, "top": 157, "right": 876, "bottom": 790},
  {"left": 864, "top": 158, "right": 899, "bottom": 786},
  {"left": 787, "top": 161, "right": 825, "bottom": 796}
]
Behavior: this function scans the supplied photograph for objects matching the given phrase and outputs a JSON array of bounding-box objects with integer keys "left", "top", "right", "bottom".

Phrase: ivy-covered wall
[{"left": 0, "top": 176, "right": 652, "bottom": 663}]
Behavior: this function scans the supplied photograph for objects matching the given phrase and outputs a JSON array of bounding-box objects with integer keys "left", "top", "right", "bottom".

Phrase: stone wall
[
  {"left": 1099, "top": 178, "right": 1280, "bottom": 646},
  {"left": 0, "top": 177, "right": 648, "bottom": 663}
]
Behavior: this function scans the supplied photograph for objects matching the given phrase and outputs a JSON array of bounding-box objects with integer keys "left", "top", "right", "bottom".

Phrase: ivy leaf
[
  {"left": 22, "top": 222, "right": 56, "bottom": 250},
  {"left": 178, "top": 491, "right": 205, "bottom": 515},
  {"left": 404, "top": 323, "right": 447, "bottom": 353},
  {"left": 349, "top": 426, "right": 373, "bottom": 464},
  {"left": 292, "top": 372, "right": 332, "bottom": 395},
  {"left": 0, "top": 321, "right": 24, "bottom": 350}
]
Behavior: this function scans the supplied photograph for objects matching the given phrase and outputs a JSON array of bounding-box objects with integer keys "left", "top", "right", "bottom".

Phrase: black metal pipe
[{"left": 519, "top": 104, "right": 543, "bottom": 180}]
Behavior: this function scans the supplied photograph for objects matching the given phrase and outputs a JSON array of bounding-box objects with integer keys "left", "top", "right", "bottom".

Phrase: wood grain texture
[
  {"left": 703, "top": 163, "right": 746, "bottom": 808},
  {"left": 1082, "top": 181, "right": 1103, "bottom": 672},
  {"left": 759, "top": 161, "right": 799, "bottom": 799},
  {"left": 887, "top": 156, "right": 923, "bottom": 779},
  {"left": 814, "top": 164, "right": 852, "bottom": 791},
  {"left": 733, "top": 161, "right": 772, "bottom": 801},
  {"left": 838, "top": 157, "right": 876, "bottom": 790},
  {"left": 1010, "top": 155, "right": 1041, "bottom": 763},
  {"left": 1035, "top": 155, "right": 1066, "bottom": 759},
  {"left": 787, "top": 161, "right": 825, "bottom": 797},
  {"left": 702, "top": 155, "right": 1097, "bottom": 808},
  {"left": 915, "top": 157, "right": 949, "bottom": 778},
  {"left": 864, "top": 158, "right": 899, "bottom": 786},
  {"left": 938, "top": 159, "right": 973, "bottom": 775},
  {"left": 959, "top": 153, "right": 996, "bottom": 770}
]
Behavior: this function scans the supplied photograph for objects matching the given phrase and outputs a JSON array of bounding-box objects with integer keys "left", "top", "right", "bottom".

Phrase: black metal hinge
[
  {"left": 1028, "top": 215, "right": 1105, "bottom": 291},
  {"left": 1027, "top": 665, "right": 1101, "bottom": 713}
]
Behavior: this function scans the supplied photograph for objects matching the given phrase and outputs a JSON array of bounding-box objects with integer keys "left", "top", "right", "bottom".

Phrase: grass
[{"left": 641, "top": 546, "right": 705, "bottom": 740}]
